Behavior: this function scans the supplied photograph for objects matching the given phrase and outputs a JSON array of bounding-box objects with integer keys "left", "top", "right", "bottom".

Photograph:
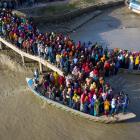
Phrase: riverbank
[{"left": 13, "top": 0, "right": 124, "bottom": 33}]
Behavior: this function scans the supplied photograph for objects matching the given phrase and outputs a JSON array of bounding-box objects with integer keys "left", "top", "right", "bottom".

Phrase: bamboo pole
[
  {"left": 39, "top": 62, "right": 43, "bottom": 73},
  {"left": 0, "top": 42, "right": 2, "bottom": 50},
  {"left": 21, "top": 54, "right": 25, "bottom": 66}
]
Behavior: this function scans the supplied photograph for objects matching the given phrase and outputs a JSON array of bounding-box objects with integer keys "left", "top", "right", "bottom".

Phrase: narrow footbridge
[
  {"left": 0, "top": 37, "right": 140, "bottom": 76},
  {"left": 0, "top": 37, "right": 64, "bottom": 76}
]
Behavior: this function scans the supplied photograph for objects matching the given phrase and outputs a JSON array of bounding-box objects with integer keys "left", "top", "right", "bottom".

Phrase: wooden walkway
[
  {"left": 0, "top": 37, "right": 64, "bottom": 76},
  {"left": 1, "top": 37, "right": 140, "bottom": 76}
]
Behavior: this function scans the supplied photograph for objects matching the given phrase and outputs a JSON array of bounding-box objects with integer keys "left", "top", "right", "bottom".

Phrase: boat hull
[{"left": 26, "top": 78, "right": 136, "bottom": 123}]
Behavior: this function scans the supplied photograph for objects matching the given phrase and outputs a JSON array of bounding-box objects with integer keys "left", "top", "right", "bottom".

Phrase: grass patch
[
  {"left": 22, "top": 3, "right": 77, "bottom": 17},
  {"left": 70, "top": 0, "right": 98, "bottom": 8},
  {"left": 20, "top": 0, "right": 100, "bottom": 17}
]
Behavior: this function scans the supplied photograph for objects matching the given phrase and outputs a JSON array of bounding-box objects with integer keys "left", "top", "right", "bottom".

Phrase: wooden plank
[
  {"left": 21, "top": 55, "right": 25, "bottom": 66},
  {"left": 0, "top": 42, "right": 2, "bottom": 50},
  {"left": 39, "top": 62, "right": 43, "bottom": 73}
]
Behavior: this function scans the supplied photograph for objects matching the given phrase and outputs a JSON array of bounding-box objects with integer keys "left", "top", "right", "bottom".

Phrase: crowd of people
[
  {"left": 0, "top": 0, "right": 38, "bottom": 9},
  {"left": 34, "top": 70, "right": 130, "bottom": 116},
  {"left": 0, "top": 0, "right": 67, "bottom": 10},
  {"left": 1, "top": 8, "right": 138, "bottom": 116}
]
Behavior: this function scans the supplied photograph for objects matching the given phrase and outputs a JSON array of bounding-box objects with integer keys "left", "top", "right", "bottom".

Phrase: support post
[
  {"left": 39, "top": 62, "right": 43, "bottom": 73},
  {"left": 0, "top": 42, "right": 2, "bottom": 50},
  {"left": 21, "top": 55, "right": 25, "bottom": 66}
]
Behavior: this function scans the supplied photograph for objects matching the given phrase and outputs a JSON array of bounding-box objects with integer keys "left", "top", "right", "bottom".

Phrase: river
[
  {"left": 0, "top": 6, "right": 140, "bottom": 140},
  {"left": 0, "top": 54, "right": 140, "bottom": 140}
]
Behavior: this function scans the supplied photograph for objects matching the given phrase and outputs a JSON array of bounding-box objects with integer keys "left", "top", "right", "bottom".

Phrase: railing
[{"left": 0, "top": 37, "right": 64, "bottom": 76}]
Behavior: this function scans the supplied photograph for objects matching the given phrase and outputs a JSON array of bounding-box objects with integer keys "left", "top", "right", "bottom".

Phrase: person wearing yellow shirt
[
  {"left": 135, "top": 56, "right": 139, "bottom": 70},
  {"left": 13, "top": 33, "right": 18, "bottom": 42},
  {"left": 53, "top": 72, "right": 59, "bottom": 86},
  {"left": 90, "top": 82, "right": 96, "bottom": 90},
  {"left": 72, "top": 93, "right": 80, "bottom": 110},
  {"left": 101, "top": 54, "right": 106, "bottom": 62},
  {"left": 73, "top": 94, "right": 80, "bottom": 103},
  {"left": 129, "top": 55, "right": 134, "bottom": 70},
  {"left": 104, "top": 99, "right": 110, "bottom": 116},
  {"left": 56, "top": 53, "right": 61, "bottom": 67}
]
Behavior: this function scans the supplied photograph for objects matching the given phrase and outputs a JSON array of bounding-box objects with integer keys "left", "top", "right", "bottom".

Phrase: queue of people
[{"left": 0, "top": 9, "right": 134, "bottom": 116}]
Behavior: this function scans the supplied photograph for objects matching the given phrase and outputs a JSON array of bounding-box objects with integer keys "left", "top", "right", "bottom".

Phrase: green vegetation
[
  {"left": 21, "top": 3, "right": 77, "bottom": 17},
  {"left": 21, "top": 0, "right": 98, "bottom": 17},
  {"left": 37, "top": 3, "right": 77, "bottom": 16}
]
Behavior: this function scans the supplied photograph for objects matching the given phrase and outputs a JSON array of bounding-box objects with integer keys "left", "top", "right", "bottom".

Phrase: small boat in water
[{"left": 26, "top": 78, "right": 136, "bottom": 123}]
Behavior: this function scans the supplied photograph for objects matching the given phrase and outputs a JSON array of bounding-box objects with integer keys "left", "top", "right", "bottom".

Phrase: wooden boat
[{"left": 26, "top": 78, "right": 136, "bottom": 123}]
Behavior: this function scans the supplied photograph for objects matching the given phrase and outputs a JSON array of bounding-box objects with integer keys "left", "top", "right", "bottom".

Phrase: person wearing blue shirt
[{"left": 122, "top": 94, "right": 130, "bottom": 114}]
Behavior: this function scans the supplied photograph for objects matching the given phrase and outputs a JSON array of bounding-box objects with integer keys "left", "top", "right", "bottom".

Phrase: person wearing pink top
[{"left": 80, "top": 92, "right": 86, "bottom": 111}]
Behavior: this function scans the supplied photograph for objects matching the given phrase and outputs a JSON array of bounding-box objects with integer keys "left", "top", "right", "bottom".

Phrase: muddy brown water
[
  {"left": 0, "top": 55, "right": 140, "bottom": 140},
  {"left": 0, "top": 6, "right": 140, "bottom": 140}
]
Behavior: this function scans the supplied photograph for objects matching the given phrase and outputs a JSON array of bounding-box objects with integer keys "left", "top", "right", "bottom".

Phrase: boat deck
[{"left": 26, "top": 78, "right": 136, "bottom": 123}]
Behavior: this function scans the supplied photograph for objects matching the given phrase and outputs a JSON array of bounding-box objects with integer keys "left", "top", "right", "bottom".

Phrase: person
[
  {"left": 0, "top": 2, "right": 2, "bottom": 9},
  {"left": 0, "top": 18, "right": 2, "bottom": 35},
  {"left": 115, "top": 60, "right": 120, "bottom": 75},
  {"left": 115, "top": 96, "right": 122, "bottom": 114},
  {"left": 53, "top": 72, "right": 59, "bottom": 86},
  {"left": 129, "top": 55, "right": 134, "bottom": 71},
  {"left": 122, "top": 94, "right": 130, "bottom": 114},
  {"left": 80, "top": 92, "right": 86, "bottom": 112},
  {"left": 3, "top": 2, "right": 8, "bottom": 8},
  {"left": 135, "top": 55, "right": 139, "bottom": 70},
  {"left": 33, "top": 78, "right": 39, "bottom": 91},
  {"left": 67, "top": 87, "right": 73, "bottom": 107},
  {"left": 138, "top": 61, "right": 140, "bottom": 70},
  {"left": 34, "top": 68, "right": 39, "bottom": 81},
  {"left": 52, "top": 86, "right": 56, "bottom": 101},
  {"left": 104, "top": 60, "right": 110, "bottom": 77},
  {"left": 28, "top": 0, "right": 35, "bottom": 6},
  {"left": 104, "top": 99, "right": 110, "bottom": 116},
  {"left": 110, "top": 97, "right": 116, "bottom": 116},
  {"left": 56, "top": 53, "right": 61, "bottom": 67},
  {"left": 99, "top": 95, "right": 104, "bottom": 114},
  {"left": 94, "top": 99, "right": 100, "bottom": 116},
  {"left": 83, "top": 95, "right": 89, "bottom": 113},
  {"left": 90, "top": 97, "right": 95, "bottom": 115},
  {"left": 72, "top": 93, "right": 80, "bottom": 110}
]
